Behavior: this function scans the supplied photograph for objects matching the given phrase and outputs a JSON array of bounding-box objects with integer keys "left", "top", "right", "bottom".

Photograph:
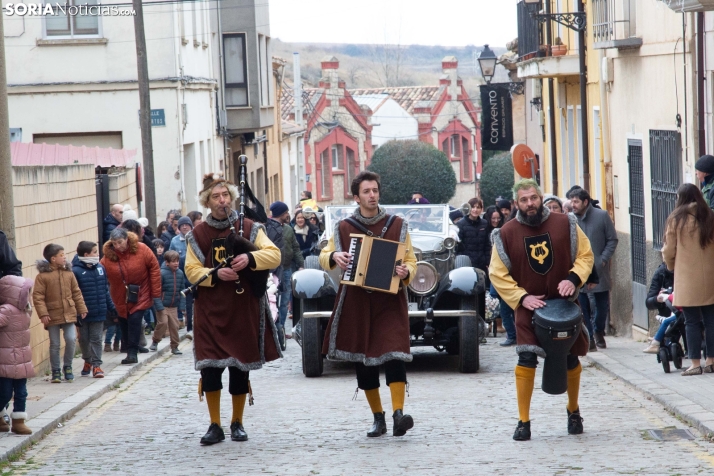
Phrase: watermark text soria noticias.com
[{"left": 4, "top": 3, "right": 136, "bottom": 16}]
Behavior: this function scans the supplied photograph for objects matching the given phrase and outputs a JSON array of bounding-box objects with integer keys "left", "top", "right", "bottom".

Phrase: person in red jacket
[{"left": 101, "top": 228, "right": 161, "bottom": 364}]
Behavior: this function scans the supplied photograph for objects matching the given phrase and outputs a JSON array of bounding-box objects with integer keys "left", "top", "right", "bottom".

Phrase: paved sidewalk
[
  {"left": 586, "top": 336, "right": 714, "bottom": 439},
  {"left": 0, "top": 329, "right": 190, "bottom": 462}
]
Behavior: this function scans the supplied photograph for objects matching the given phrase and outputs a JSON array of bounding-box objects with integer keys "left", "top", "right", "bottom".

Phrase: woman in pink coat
[{"left": 0, "top": 275, "right": 35, "bottom": 435}]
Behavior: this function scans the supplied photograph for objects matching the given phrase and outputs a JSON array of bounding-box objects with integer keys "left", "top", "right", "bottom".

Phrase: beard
[{"left": 521, "top": 205, "right": 545, "bottom": 226}]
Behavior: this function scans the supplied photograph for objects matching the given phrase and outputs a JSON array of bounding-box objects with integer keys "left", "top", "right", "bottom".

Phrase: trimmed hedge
[
  {"left": 368, "top": 140, "right": 457, "bottom": 204},
  {"left": 480, "top": 153, "right": 515, "bottom": 207}
]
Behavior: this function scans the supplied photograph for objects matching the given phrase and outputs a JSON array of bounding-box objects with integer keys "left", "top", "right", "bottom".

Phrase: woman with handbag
[{"left": 101, "top": 228, "right": 161, "bottom": 364}]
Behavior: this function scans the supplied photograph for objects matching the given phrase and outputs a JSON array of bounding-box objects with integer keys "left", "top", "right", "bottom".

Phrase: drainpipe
[
  {"left": 599, "top": 49, "right": 614, "bottom": 221},
  {"left": 545, "top": 0, "right": 559, "bottom": 195},
  {"left": 697, "top": 12, "right": 706, "bottom": 157},
  {"left": 577, "top": 0, "right": 591, "bottom": 191}
]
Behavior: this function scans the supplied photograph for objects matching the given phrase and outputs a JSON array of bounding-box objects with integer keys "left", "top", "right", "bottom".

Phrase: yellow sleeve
[
  {"left": 402, "top": 232, "right": 418, "bottom": 286},
  {"left": 661, "top": 225, "right": 676, "bottom": 272},
  {"left": 319, "top": 235, "right": 337, "bottom": 271},
  {"left": 488, "top": 247, "right": 528, "bottom": 311},
  {"left": 250, "top": 228, "right": 281, "bottom": 271},
  {"left": 185, "top": 241, "right": 214, "bottom": 287},
  {"left": 571, "top": 226, "right": 595, "bottom": 286}
]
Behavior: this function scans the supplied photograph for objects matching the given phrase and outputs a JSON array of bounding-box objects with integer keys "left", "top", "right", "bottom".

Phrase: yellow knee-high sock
[
  {"left": 232, "top": 394, "right": 247, "bottom": 424},
  {"left": 389, "top": 382, "right": 406, "bottom": 412},
  {"left": 364, "top": 389, "right": 383, "bottom": 414},
  {"left": 205, "top": 390, "right": 221, "bottom": 426},
  {"left": 514, "top": 366, "right": 536, "bottom": 423},
  {"left": 567, "top": 363, "right": 582, "bottom": 413}
]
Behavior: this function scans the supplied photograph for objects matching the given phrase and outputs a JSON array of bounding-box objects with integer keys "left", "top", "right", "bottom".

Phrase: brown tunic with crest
[
  {"left": 497, "top": 212, "right": 589, "bottom": 357},
  {"left": 189, "top": 218, "right": 281, "bottom": 371},
  {"left": 321, "top": 215, "right": 412, "bottom": 366}
]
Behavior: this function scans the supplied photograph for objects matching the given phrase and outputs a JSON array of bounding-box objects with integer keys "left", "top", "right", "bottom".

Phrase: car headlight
[
  {"left": 408, "top": 261, "right": 439, "bottom": 295},
  {"left": 443, "top": 237, "right": 456, "bottom": 250}
]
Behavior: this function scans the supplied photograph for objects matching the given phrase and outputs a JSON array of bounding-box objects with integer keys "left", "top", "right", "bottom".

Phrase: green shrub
[
  {"left": 368, "top": 140, "right": 457, "bottom": 204},
  {"left": 480, "top": 154, "right": 515, "bottom": 207}
]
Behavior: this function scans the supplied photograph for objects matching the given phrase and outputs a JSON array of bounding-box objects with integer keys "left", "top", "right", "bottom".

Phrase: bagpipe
[{"left": 181, "top": 155, "right": 269, "bottom": 298}]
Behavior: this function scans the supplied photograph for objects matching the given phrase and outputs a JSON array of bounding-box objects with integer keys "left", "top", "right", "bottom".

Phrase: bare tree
[{"left": 367, "top": 22, "right": 407, "bottom": 87}]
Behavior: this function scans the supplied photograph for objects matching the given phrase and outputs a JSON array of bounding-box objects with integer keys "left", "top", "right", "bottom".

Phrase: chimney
[
  {"left": 442, "top": 56, "right": 459, "bottom": 97},
  {"left": 320, "top": 55, "right": 340, "bottom": 89}
]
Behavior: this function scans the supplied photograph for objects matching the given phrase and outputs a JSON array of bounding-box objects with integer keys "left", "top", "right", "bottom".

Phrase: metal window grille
[
  {"left": 592, "top": 0, "right": 635, "bottom": 44},
  {"left": 650, "top": 130, "right": 681, "bottom": 250},
  {"left": 517, "top": 1, "right": 542, "bottom": 60},
  {"left": 628, "top": 140, "right": 647, "bottom": 285}
]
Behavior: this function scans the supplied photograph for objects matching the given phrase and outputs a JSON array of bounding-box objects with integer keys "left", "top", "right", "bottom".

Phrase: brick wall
[
  {"left": 108, "top": 169, "right": 138, "bottom": 210},
  {"left": 12, "top": 164, "right": 98, "bottom": 374}
]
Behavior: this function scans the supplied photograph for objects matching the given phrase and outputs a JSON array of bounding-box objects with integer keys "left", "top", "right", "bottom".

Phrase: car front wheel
[
  {"left": 301, "top": 298, "right": 324, "bottom": 377},
  {"left": 458, "top": 295, "right": 480, "bottom": 373}
]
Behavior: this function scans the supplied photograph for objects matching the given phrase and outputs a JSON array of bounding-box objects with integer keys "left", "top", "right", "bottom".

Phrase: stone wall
[{"left": 12, "top": 165, "right": 98, "bottom": 374}]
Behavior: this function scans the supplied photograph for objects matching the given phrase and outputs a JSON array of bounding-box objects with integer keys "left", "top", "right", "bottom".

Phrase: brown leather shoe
[
  {"left": 11, "top": 414, "right": 32, "bottom": 435},
  {"left": 594, "top": 332, "right": 607, "bottom": 349}
]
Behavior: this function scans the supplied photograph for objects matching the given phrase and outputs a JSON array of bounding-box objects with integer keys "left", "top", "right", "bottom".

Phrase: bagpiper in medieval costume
[
  {"left": 319, "top": 171, "right": 418, "bottom": 437},
  {"left": 185, "top": 174, "right": 282, "bottom": 445}
]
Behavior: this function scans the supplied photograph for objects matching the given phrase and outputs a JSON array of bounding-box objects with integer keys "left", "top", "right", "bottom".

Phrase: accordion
[{"left": 341, "top": 233, "right": 407, "bottom": 294}]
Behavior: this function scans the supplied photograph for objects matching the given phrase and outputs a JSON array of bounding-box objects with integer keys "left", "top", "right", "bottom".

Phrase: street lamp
[{"left": 477, "top": 44, "right": 497, "bottom": 84}]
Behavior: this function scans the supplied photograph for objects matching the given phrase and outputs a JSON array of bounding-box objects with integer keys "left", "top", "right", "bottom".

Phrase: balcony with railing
[
  {"left": 516, "top": 1, "right": 579, "bottom": 80},
  {"left": 517, "top": 0, "right": 542, "bottom": 62},
  {"left": 592, "top": 0, "right": 642, "bottom": 49}
]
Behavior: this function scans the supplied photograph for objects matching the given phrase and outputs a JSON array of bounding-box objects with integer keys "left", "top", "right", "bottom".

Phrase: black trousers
[
  {"left": 119, "top": 310, "right": 145, "bottom": 354},
  {"left": 355, "top": 360, "right": 407, "bottom": 390},
  {"left": 201, "top": 367, "right": 250, "bottom": 395},
  {"left": 517, "top": 351, "right": 580, "bottom": 370}
]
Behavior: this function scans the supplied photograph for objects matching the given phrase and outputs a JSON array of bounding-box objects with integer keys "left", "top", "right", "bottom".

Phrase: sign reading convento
[
  {"left": 480, "top": 84, "right": 513, "bottom": 151},
  {"left": 137, "top": 109, "right": 166, "bottom": 127}
]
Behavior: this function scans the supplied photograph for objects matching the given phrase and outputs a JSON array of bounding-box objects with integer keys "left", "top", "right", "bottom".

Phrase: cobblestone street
[{"left": 6, "top": 337, "right": 714, "bottom": 475}]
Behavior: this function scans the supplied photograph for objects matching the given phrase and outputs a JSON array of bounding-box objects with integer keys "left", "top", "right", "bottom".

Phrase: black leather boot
[
  {"left": 121, "top": 353, "right": 138, "bottom": 365},
  {"left": 367, "top": 412, "right": 387, "bottom": 437},
  {"left": 594, "top": 332, "right": 607, "bottom": 349},
  {"left": 392, "top": 410, "right": 414, "bottom": 437},
  {"left": 567, "top": 409, "right": 584, "bottom": 435},
  {"left": 230, "top": 421, "right": 248, "bottom": 441},
  {"left": 200, "top": 423, "right": 225, "bottom": 445},
  {"left": 513, "top": 420, "right": 531, "bottom": 441}
]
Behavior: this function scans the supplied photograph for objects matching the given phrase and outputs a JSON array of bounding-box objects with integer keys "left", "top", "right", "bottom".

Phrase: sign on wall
[
  {"left": 137, "top": 109, "right": 166, "bottom": 127},
  {"left": 480, "top": 85, "right": 513, "bottom": 151}
]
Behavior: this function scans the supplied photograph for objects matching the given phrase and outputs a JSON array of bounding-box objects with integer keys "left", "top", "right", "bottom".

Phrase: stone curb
[
  {"left": 585, "top": 352, "right": 714, "bottom": 439},
  {"left": 0, "top": 333, "right": 191, "bottom": 463}
]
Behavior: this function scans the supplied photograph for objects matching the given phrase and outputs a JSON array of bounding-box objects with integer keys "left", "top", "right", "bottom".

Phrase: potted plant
[
  {"left": 552, "top": 37, "right": 568, "bottom": 56},
  {"left": 536, "top": 44, "right": 550, "bottom": 58}
]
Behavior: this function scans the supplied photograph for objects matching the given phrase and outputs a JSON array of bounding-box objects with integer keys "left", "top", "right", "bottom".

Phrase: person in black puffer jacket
[
  {"left": 456, "top": 197, "right": 492, "bottom": 272},
  {"left": 457, "top": 197, "right": 491, "bottom": 323},
  {"left": 642, "top": 262, "right": 676, "bottom": 354}
]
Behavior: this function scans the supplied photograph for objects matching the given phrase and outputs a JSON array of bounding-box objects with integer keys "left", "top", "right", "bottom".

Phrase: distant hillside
[{"left": 273, "top": 40, "right": 511, "bottom": 106}]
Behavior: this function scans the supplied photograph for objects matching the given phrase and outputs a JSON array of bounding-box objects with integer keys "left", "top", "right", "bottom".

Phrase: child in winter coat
[
  {"left": 0, "top": 275, "right": 35, "bottom": 435},
  {"left": 150, "top": 251, "right": 184, "bottom": 355},
  {"left": 72, "top": 241, "right": 117, "bottom": 378},
  {"left": 32, "top": 244, "right": 88, "bottom": 383}
]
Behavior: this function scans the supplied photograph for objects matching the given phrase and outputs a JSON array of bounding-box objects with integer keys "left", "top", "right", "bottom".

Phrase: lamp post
[{"left": 477, "top": 45, "right": 498, "bottom": 85}]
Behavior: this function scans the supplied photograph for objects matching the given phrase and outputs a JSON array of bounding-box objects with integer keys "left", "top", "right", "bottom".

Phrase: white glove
[
  {"left": 655, "top": 314, "right": 667, "bottom": 323},
  {"left": 657, "top": 293, "right": 668, "bottom": 303}
]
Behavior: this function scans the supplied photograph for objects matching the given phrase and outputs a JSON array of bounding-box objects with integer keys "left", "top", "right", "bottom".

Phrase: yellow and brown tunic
[
  {"left": 185, "top": 215, "right": 282, "bottom": 371},
  {"left": 489, "top": 208, "right": 594, "bottom": 358}
]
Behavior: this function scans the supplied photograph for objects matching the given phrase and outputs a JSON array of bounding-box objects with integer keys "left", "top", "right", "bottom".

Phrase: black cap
[
  {"left": 695, "top": 155, "right": 714, "bottom": 175},
  {"left": 497, "top": 199, "right": 511, "bottom": 210}
]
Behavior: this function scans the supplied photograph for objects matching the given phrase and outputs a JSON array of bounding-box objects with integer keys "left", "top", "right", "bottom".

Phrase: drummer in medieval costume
[
  {"left": 320, "top": 171, "right": 418, "bottom": 437},
  {"left": 185, "top": 174, "right": 282, "bottom": 445},
  {"left": 489, "top": 179, "right": 594, "bottom": 441}
]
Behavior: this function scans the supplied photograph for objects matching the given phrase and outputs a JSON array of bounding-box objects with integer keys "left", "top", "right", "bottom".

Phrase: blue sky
[{"left": 269, "top": 0, "right": 518, "bottom": 47}]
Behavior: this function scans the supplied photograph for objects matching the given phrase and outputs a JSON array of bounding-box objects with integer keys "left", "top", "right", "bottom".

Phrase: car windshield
[{"left": 324, "top": 205, "right": 447, "bottom": 235}]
